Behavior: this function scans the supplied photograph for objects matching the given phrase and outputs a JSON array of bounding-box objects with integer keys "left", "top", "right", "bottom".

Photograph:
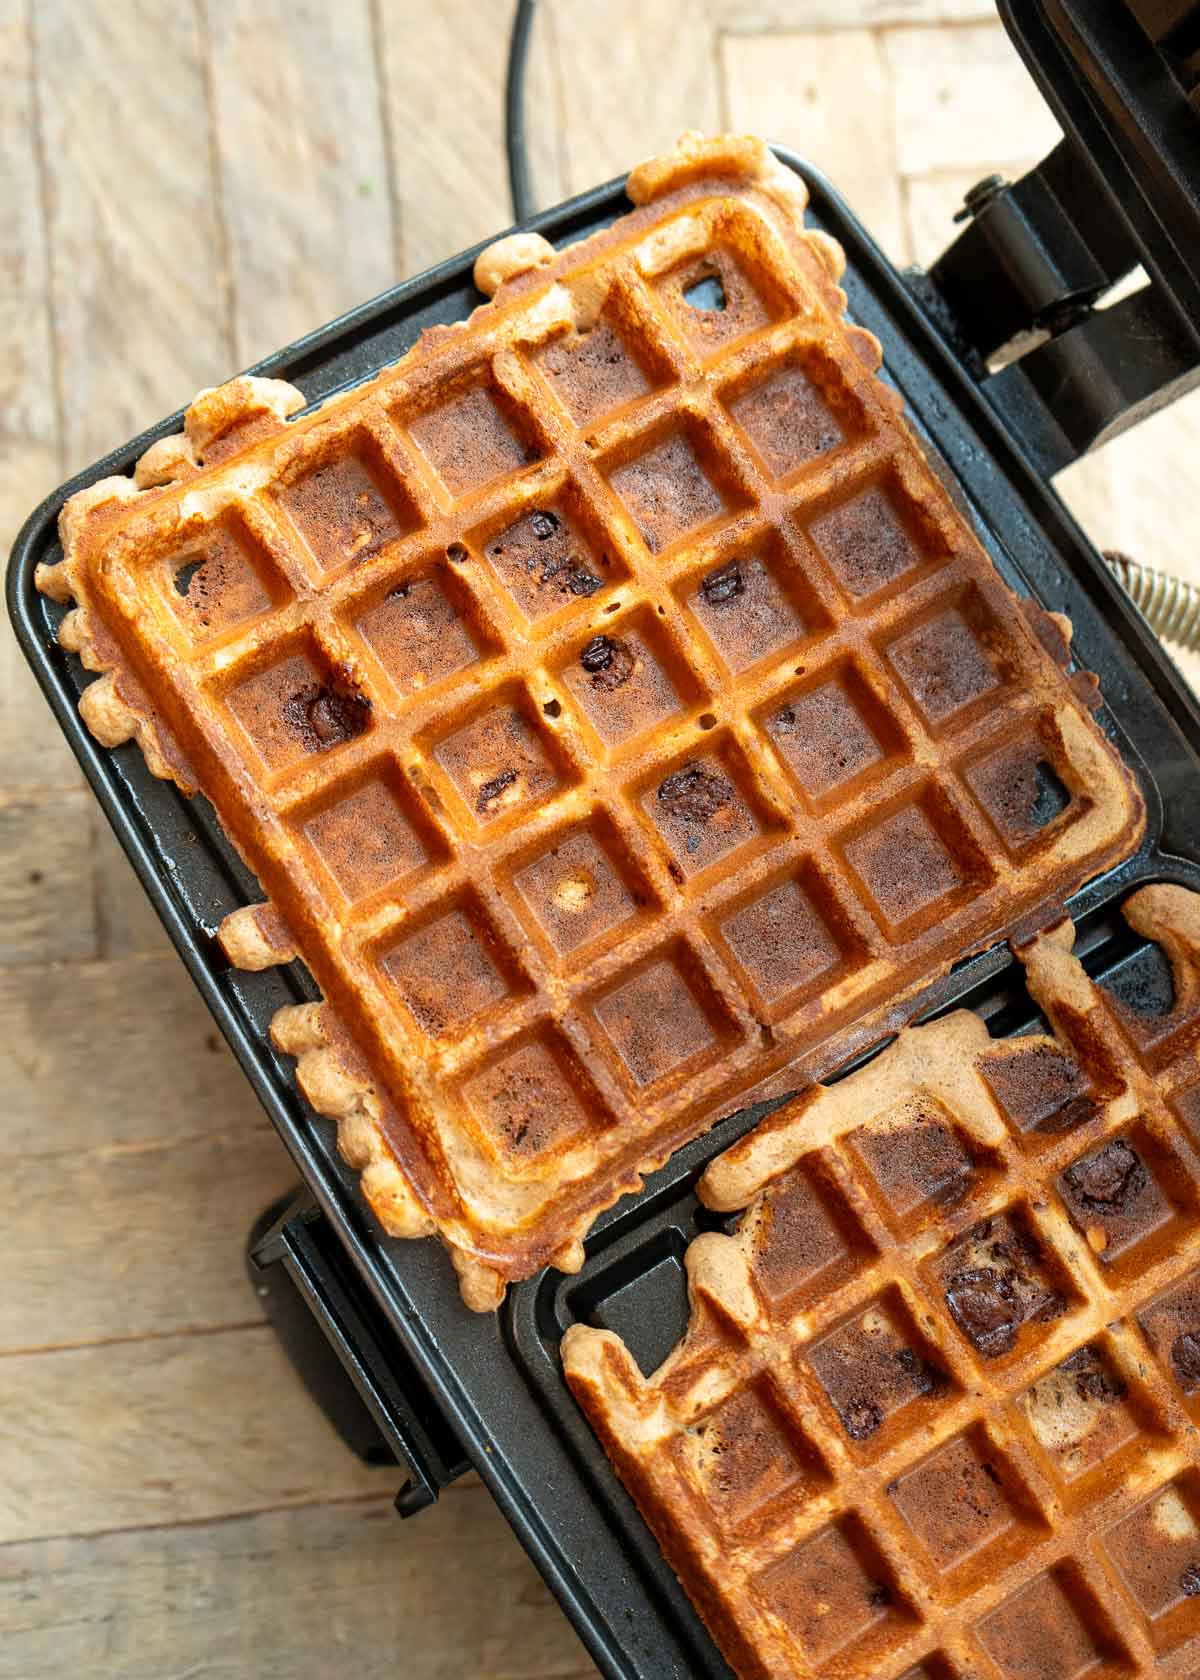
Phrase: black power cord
[{"left": 505, "top": 0, "right": 538, "bottom": 222}]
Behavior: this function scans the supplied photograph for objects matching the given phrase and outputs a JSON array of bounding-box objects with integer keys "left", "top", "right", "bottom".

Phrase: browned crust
[
  {"left": 41, "top": 132, "right": 1143, "bottom": 1309},
  {"left": 563, "top": 1329, "right": 786, "bottom": 1680},
  {"left": 564, "top": 884, "right": 1200, "bottom": 1677}
]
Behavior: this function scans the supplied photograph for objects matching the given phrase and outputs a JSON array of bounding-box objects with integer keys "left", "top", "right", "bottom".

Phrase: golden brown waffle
[
  {"left": 39, "top": 133, "right": 1142, "bottom": 1309},
  {"left": 565, "top": 883, "right": 1200, "bottom": 1680}
]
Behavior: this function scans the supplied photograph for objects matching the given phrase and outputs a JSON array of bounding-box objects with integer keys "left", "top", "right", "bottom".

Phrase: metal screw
[{"left": 954, "top": 174, "right": 1008, "bottom": 223}]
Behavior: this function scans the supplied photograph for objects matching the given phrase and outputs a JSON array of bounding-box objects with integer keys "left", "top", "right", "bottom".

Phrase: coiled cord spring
[{"left": 1105, "top": 551, "right": 1200, "bottom": 654}]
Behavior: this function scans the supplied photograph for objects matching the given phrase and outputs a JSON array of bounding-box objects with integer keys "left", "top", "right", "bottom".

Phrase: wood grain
[
  {"left": 0, "top": 792, "right": 97, "bottom": 967},
  {"left": 0, "top": 2, "right": 57, "bottom": 476},
  {"left": 0, "top": 1124, "right": 296, "bottom": 1351},
  {"left": 0, "top": 1328, "right": 388, "bottom": 1543},
  {"left": 902, "top": 167, "right": 986, "bottom": 266},
  {"left": 0, "top": 621, "right": 71, "bottom": 803},
  {"left": 722, "top": 28, "right": 906, "bottom": 261},
  {"left": 549, "top": 0, "right": 721, "bottom": 197},
  {"left": 0, "top": 954, "right": 267, "bottom": 1159},
  {"left": 1057, "top": 388, "right": 1200, "bottom": 696},
  {"left": 92, "top": 818, "right": 174, "bottom": 959},
  {"left": 207, "top": 0, "right": 397, "bottom": 367},
  {"left": 0, "top": 1, "right": 77, "bottom": 794},
  {"left": 710, "top": 0, "right": 994, "bottom": 25},
  {"left": 31, "top": 0, "right": 232, "bottom": 473},
  {"left": 882, "top": 21, "right": 1061, "bottom": 175},
  {"left": 0, "top": 1491, "right": 598, "bottom": 1680},
  {"left": 376, "top": 0, "right": 566, "bottom": 281}
]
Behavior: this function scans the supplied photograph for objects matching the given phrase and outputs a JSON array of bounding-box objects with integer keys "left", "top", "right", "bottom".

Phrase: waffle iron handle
[{"left": 247, "top": 1194, "right": 470, "bottom": 1516}]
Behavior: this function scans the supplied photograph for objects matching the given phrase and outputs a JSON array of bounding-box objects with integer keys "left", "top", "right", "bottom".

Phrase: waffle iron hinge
[
  {"left": 247, "top": 1193, "right": 470, "bottom": 1516},
  {"left": 922, "top": 136, "right": 1200, "bottom": 478}
]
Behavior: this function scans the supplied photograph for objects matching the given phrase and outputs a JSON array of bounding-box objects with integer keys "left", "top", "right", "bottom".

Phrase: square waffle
[
  {"left": 564, "top": 884, "right": 1200, "bottom": 1679},
  {"left": 39, "top": 133, "right": 1142, "bottom": 1309}
]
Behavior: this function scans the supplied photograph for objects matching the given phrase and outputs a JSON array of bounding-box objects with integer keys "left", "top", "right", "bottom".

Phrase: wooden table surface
[{"left": 3, "top": 3, "right": 1198, "bottom": 1675}]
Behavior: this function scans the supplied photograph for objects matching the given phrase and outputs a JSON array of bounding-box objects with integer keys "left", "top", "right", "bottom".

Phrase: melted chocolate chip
[
  {"left": 945, "top": 1266, "right": 1020, "bottom": 1357},
  {"left": 476, "top": 767, "right": 518, "bottom": 813},
  {"left": 1064, "top": 1139, "right": 1146, "bottom": 1212},
  {"left": 894, "top": 1347, "right": 942, "bottom": 1395},
  {"left": 281, "top": 681, "right": 371, "bottom": 752},
  {"left": 530, "top": 510, "right": 560, "bottom": 541},
  {"left": 174, "top": 556, "right": 205, "bottom": 597},
  {"left": 841, "top": 1397, "right": 883, "bottom": 1441},
  {"left": 656, "top": 762, "right": 733, "bottom": 824},
  {"left": 565, "top": 565, "right": 603, "bottom": 596},
  {"left": 1172, "top": 1331, "right": 1200, "bottom": 1383},
  {"left": 1061, "top": 1346, "right": 1126, "bottom": 1405},
  {"left": 308, "top": 691, "right": 363, "bottom": 744},
  {"left": 580, "top": 635, "right": 635, "bottom": 691},
  {"left": 1181, "top": 1564, "right": 1200, "bottom": 1598},
  {"left": 701, "top": 560, "right": 744, "bottom": 606},
  {"left": 581, "top": 635, "right": 616, "bottom": 673},
  {"left": 1077, "top": 1366, "right": 1125, "bottom": 1403},
  {"left": 537, "top": 548, "right": 603, "bottom": 597}
]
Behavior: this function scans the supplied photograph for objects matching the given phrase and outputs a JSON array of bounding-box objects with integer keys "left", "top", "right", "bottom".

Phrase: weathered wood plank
[
  {"left": 91, "top": 817, "right": 173, "bottom": 960},
  {"left": 377, "top": 0, "right": 566, "bottom": 282},
  {"left": 0, "top": 644, "right": 72, "bottom": 804},
  {"left": 1057, "top": 389, "right": 1200, "bottom": 698},
  {"left": 902, "top": 168, "right": 981, "bottom": 266},
  {"left": 32, "top": 0, "right": 232, "bottom": 474},
  {"left": 207, "top": 0, "right": 397, "bottom": 367},
  {"left": 0, "top": 2, "right": 57, "bottom": 485},
  {"left": 0, "top": 633, "right": 74, "bottom": 803},
  {"left": 548, "top": 0, "right": 721, "bottom": 199},
  {"left": 0, "top": 1328, "right": 387, "bottom": 1543},
  {"left": 710, "top": 0, "right": 994, "bottom": 26},
  {"left": 883, "top": 22, "right": 1061, "bottom": 177},
  {"left": 0, "top": 791, "right": 96, "bottom": 967},
  {"left": 0, "top": 626, "right": 73, "bottom": 802},
  {"left": 377, "top": 0, "right": 512, "bottom": 281},
  {"left": 0, "top": 1124, "right": 296, "bottom": 1351},
  {"left": 0, "top": 1490, "right": 597, "bottom": 1680},
  {"left": 524, "top": 2, "right": 570, "bottom": 219},
  {"left": 0, "top": 2, "right": 77, "bottom": 795},
  {"left": 722, "top": 28, "right": 907, "bottom": 261},
  {"left": 0, "top": 954, "right": 267, "bottom": 1159}
]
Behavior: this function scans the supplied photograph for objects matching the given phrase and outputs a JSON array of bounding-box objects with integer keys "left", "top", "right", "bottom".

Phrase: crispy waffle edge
[
  {"left": 564, "top": 883, "right": 1200, "bottom": 1679},
  {"left": 38, "top": 132, "right": 1144, "bottom": 1312}
]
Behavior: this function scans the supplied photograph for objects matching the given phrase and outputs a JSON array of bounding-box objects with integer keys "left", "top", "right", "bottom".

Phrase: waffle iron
[{"left": 7, "top": 3, "right": 1200, "bottom": 1674}]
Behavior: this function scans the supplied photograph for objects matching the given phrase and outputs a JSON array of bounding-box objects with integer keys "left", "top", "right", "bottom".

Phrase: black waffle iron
[{"left": 8, "top": 3, "right": 1200, "bottom": 1675}]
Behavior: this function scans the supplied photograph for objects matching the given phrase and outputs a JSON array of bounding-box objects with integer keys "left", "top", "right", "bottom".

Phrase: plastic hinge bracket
[
  {"left": 918, "top": 136, "right": 1200, "bottom": 474},
  {"left": 248, "top": 1194, "right": 470, "bottom": 1516}
]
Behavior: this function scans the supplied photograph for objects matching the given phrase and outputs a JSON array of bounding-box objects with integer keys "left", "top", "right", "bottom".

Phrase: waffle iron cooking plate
[{"left": 10, "top": 134, "right": 1200, "bottom": 1677}]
